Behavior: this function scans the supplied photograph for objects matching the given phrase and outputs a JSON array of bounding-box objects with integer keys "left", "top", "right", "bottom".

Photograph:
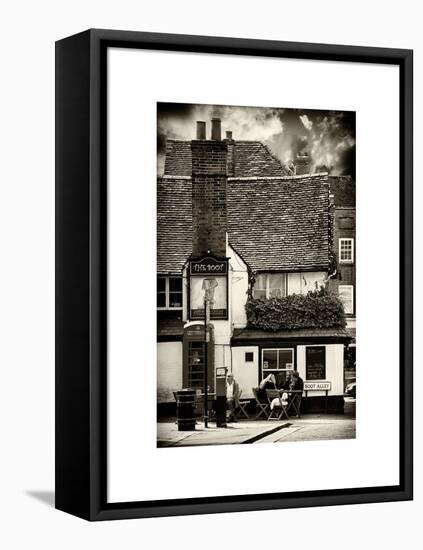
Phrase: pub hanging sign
[{"left": 189, "top": 256, "right": 229, "bottom": 320}]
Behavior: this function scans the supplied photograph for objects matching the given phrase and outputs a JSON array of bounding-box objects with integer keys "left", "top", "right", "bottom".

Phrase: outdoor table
[
  {"left": 270, "top": 389, "right": 303, "bottom": 418},
  {"left": 285, "top": 389, "right": 303, "bottom": 417}
]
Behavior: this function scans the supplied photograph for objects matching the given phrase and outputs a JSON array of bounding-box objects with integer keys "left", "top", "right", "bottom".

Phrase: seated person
[
  {"left": 226, "top": 373, "right": 240, "bottom": 422},
  {"left": 257, "top": 373, "right": 276, "bottom": 400},
  {"left": 278, "top": 372, "right": 293, "bottom": 390}
]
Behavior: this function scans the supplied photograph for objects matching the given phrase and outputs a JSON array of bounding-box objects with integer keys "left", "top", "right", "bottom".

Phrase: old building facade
[{"left": 157, "top": 119, "right": 352, "bottom": 413}]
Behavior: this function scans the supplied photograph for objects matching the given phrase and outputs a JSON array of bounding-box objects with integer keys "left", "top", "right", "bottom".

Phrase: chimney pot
[
  {"left": 225, "top": 130, "right": 233, "bottom": 140},
  {"left": 196, "top": 121, "right": 206, "bottom": 140},
  {"left": 211, "top": 118, "right": 221, "bottom": 141}
]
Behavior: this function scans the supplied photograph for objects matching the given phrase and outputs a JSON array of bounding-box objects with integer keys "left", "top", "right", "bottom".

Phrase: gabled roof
[
  {"left": 157, "top": 174, "right": 330, "bottom": 273},
  {"left": 163, "top": 139, "right": 293, "bottom": 177},
  {"left": 329, "top": 175, "right": 355, "bottom": 207}
]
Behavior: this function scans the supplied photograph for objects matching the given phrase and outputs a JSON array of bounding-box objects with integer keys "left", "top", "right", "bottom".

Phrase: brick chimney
[
  {"left": 211, "top": 118, "right": 221, "bottom": 141},
  {"left": 191, "top": 119, "right": 228, "bottom": 258},
  {"left": 196, "top": 121, "right": 206, "bottom": 140},
  {"left": 294, "top": 151, "right": 311, "bottom": 175},
  {"left": 224, "top": 130, "right": 235, "bottom": 177}
]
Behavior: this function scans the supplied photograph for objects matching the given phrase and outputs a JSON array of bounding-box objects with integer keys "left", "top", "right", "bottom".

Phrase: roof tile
[{"left": 157, "top": 174, "right": 330, "bottom": 273}]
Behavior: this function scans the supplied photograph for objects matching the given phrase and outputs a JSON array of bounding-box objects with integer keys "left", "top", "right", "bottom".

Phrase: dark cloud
[{"left": 157, "top": 102, "right": 355, "bottom": 177}]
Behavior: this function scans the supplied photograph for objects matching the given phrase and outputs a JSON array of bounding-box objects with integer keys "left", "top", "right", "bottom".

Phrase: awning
[{"left": 232, "top": 326, "right": 352, "bottom": 344}]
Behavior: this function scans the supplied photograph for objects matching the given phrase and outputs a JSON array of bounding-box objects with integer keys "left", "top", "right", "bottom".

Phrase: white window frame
[
  {"left": 338, "top": 284, "right": 354, "bottom": 315},
  {"left": 262, "top": 348, "right": 294, "bottom": 371},
  {"left": 339, "top": 238, "right": 354, "bottom": 264},
  {"left": 253, "top": 273, "right": 288, "bottom": 299},
  {"left": 157, "top": 275, "right": 183, "bottom": 310}
]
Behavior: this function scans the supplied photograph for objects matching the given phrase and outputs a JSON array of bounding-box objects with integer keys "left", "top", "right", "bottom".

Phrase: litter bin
[{"left": 176, "top": 389, "right": 196, "bottom": 431}]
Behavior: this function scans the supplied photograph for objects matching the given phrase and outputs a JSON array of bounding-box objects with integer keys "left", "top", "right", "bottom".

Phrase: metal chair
[
  {"left": 252, "top": 387, "right": 269, "bottom": 419},
  {"left": 266, "top": 389, "right": 289, "bottom": 421},
  {"left": 234, "top": 390, "right": 250, "bottom": 419}
]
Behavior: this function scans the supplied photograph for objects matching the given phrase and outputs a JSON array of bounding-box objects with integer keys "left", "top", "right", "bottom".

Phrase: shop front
[{"left": 231, "top": 329, "right": 351, "bottom": 413}]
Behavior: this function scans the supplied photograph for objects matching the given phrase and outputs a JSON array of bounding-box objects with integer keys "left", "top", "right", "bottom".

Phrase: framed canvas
[{"left": 55, "top": 29, "right": 413, "bottom": 521}]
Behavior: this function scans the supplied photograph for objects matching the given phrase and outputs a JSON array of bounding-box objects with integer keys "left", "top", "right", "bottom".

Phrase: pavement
[{"left": 157, "top": 407, "right": 356, "bottom": 447}]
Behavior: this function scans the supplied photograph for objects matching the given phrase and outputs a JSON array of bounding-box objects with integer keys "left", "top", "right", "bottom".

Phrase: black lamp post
[{"left": 203, "top": 296, "right": 210, "bottom": 428}]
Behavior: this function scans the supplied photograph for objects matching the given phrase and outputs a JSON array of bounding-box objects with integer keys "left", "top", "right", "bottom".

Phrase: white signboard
[{"left": 304, "top": 381, "right": 331, "bottom": 391}]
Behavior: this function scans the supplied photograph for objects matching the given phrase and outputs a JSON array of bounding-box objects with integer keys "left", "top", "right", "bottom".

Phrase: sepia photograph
[{"left": 156, "top": 102, "right": 356, "bottom": 447}]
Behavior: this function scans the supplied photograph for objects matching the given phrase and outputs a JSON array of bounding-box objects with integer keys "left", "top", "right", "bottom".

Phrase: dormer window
[
  {"left": 253, "top": 273, "right": 287, "bottom": 299},
  {"left": 157, "top": 276, "right": 183, "bottom": 309}
]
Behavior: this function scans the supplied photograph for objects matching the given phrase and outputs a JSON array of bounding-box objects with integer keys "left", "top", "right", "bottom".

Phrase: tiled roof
[
  {"left": 232, "top": 327, "right": 351, "bottom": 341},
  {"left": 163, "top": 139, "right": 292, "bottom": 177},
  {"left": 157, "top": 174, "right": 330, "bottom": 273},
  {"left": 157, "top": 177, "right": 192, "bottom": 273},
  {"left": 233, "top": 141, "right": 292, "bottom": 177},
  {"left": 227, "top": 175, "right": 330, "bottom": 271},
  {"left": 329, "top": 175, "right": 355, "bottom": 207},
  {"left": 163, "top": 141, "right": 192, "bottom": 176}
]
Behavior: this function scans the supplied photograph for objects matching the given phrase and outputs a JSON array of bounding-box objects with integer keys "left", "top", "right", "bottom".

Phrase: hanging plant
[{"left": 245, "top": 286, "right": 346, "bottom": 332}]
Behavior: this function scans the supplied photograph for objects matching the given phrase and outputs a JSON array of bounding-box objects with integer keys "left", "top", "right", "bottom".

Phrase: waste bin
[{"left": 176, "top": 389, "right": 196, "bottom": 431}]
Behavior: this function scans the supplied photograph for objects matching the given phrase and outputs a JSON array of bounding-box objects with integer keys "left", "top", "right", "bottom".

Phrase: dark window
[
  {"left": 157, "top": 276, "right": 166, "bottom": 307},
  {"left": 306, "top": 346, "right": 326, "bottom": 380},
  {"left": 157, "top": 275, "right": 183, "bottom": 309},
  {"left": 245, "top": 352, "right": 254, "bottom": 362},
  {"left": 169, "top": 277, "right": 183, "bottom": 307}
]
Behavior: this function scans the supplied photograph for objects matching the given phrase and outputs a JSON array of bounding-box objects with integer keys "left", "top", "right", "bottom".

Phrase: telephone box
[{"left": 183, "top": 323, "right": 214, "bottom": 415}]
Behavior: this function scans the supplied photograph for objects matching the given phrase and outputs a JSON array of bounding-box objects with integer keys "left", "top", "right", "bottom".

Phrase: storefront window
[
  {"left": 253, "top": 273, "right": 287, "bottom": 299},
  {"left": 262, "top": 348, "right": 294, "bottom": 386}
]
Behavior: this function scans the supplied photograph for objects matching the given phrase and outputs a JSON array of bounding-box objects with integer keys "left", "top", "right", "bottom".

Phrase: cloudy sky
[{"left": 157, "top": 102, "right": 355, "bottom": 178}]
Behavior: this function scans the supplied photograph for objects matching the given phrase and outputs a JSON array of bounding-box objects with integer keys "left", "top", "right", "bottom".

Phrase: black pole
[{"left": 204, "top": 297, "right": 208, "bottom": 428}]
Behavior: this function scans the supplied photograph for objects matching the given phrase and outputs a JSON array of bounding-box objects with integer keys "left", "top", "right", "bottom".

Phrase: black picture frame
[{"left": 55, "top": 28, "right": 413, "bottom": 521}]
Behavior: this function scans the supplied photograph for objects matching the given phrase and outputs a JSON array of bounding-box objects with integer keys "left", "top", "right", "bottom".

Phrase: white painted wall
[
  {"left": 228, "top": 244, "right": 249, "bottom": 328},
  {"left": 157, "top": 341, "right": 183, "bottom": 402},
  {"left": 231, "top": 346, "right": 259, "bottom": 398},
  {"left": 297, "top": 344, "right": 344, "bottom": 396}
]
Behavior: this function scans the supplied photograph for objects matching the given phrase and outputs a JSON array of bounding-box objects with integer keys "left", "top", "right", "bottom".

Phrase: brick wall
[
  {"left": 191, "top": 140, "right": 228, "bottom": 257},
  {"left": 226, "top": 140, "right": 235, "bottom": 177},
  {"left": 328, "top": 206, "right": 356, "bottom": 314}
]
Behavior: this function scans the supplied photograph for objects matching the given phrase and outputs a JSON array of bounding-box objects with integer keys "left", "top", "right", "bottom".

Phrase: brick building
[
  {"left": 157, "top": 118, "right": 352, "bottom": 413},
  {"left": 328, "top": 176, "right": 356, "bottom": 389}
]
